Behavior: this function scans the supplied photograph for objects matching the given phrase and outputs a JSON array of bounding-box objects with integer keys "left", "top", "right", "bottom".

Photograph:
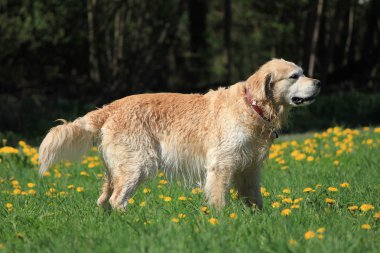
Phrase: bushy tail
[{"left": 39, "top": 107, "right": 109, "bottom": 175}]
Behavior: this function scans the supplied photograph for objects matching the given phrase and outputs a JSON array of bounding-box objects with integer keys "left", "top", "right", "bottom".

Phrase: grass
[{"left": 0, "top": 126, "right": 379, "bottom": 253}]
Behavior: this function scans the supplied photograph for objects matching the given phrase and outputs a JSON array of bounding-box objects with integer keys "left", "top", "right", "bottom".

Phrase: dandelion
[
  {"left": 143, "top": 188, "right": 151, "bottom": 194},
  {"left": 361, "top": 224, "right": 371, "bottom": 230},
  {"left": 288, "top": 239, "right": 297, "bottom": 246},
  {"left": 76, "top": 187, "right": 84, "bottom": 192},
  {"left": 281, "top": 209, "right": 292, "bottom": 216},
  {"left": 158, "top": 172, "right": 165, "bottom": 177},
  {"left": 282, "top": 188, "right": 291, "bottom": 194},
  {"left": 159, "top": 180, "right": 168, "bottom": 185},
  {"left": 139, "top": 201, "right": 146, "bottom": 207},
  {"left": 80, "top": 171, "right": 89, "bottom": 177},
  {"left": 340, "top": 182, "right": 349, "bottom": 188},
  {"left": 164, "top": 196, "right": 171, "bottom": 202},
  {"left": 209, "top": 218, "right": 218, "bottom": 225},
  {"left": 291, "top": 204, "right": 300, "bottom": 209},
  {"left": 27, "top": 183, "right": 36, "bottom": 188},
  {"left": 263, "top": 191, "right": 270, "bottom": 197},
  {"left": 178, "top": 213, "right": 186, "bottom": 219},
  {"left": 97, "top": 173, "right": 103, "bottom": 178},
  {"left": 307, "top": 156, "right": 314, "bottom": 162},
  {"left": 128, "top": 198, "right": 135, "bottom": 204},
  {"left": 360, "top": 204, "right": 374, "bottom": 212},
  {"left": 67, "top": 185, "right": 75, "bottom": 189},
  {"left": 159, "top": 194, "right": 164, "bottom": 199},
  {"left": 178, "top": 196, "right": 187, "bottom": 201},
  {"left": 348, "top": 205, "right": 358, "bottom": 211},
  {"left": 304, "top": 231, "right": 316, "bottom": 240},
  {"left": 171, "top": 218, "right": 179, "bottom": 223},
  {"left": 293, "top": 198, "right": 303, "bottom": 204},
  {"left": 317, "top": 227, "right": 326, "bottom": 233},
  {"left": 5, "top": 203, "right": 13, "bottom": 211},
  {"left": 272, "top": 202, "right": 281, "bottom": 208},
  {"left": 303, "top": 187, "right": 314, "bottom": 193},
  {"left": 28, "top": 189, "right": 37, "bottom": 195},
  {"left": 13, "top": 189, "right": 21, "bottom": 195},
  {"left": 43, "top": 171, "right": 51, "bottom": 177},
  {"left": 318, "top": 234, "right": 325, "bottom": 240},
  {"left": 201, "top": 206, "right": 210, "bottom": 214},
  {"left": 229, "top": 213, "right": 238, "bottom": 219},
  {"left": 327, "top": 187, "right": 338, "bottom": 192},
  {"left": 325, "top": 198, "right": 335, "bottom": 204},
  {"left": 282, "top": 198, "right": 292, "bottom": 204},
  {"left": 281, "top": 166, "right": 289, "bottom": 170},
  {"left": 373, "top": 212, "right": 380, "bottom": 219},
  {"left": 333, "top": 160, "right": 340, "bottom": 166},
  {"left": 192, "top": 188, "right": 203, "bottom": 194}
]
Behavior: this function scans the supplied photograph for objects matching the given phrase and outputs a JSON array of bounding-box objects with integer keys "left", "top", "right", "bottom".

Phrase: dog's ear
[{"left": 246, "top": 70, "right": 273, "bottom": 101}]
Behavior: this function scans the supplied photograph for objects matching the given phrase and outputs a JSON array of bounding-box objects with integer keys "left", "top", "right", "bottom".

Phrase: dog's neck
[{"left": 243, "top": 86, "right": 290, "bottom": 131}]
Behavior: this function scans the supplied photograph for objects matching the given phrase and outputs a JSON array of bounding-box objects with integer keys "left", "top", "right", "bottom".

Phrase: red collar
[{"left": 244, "top": 88, "right": 278, "bottom": 139}]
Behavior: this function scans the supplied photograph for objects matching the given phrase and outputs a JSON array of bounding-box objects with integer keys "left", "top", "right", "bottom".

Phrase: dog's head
[{"left": 246, "top": 59, "right": 321, "bottom": 107}]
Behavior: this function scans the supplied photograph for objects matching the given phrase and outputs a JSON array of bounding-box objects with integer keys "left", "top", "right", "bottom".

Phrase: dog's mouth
[{"left": 291, "top": 95, "right": 317, "bottom": 105}]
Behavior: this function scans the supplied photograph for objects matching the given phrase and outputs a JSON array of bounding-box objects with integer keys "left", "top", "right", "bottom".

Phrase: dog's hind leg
[
  {"left": 204, "top": 165, "right": 233, "bottom": 210},
  {"left": 97, "top": 170, "right": 113, "bottom": 209}
]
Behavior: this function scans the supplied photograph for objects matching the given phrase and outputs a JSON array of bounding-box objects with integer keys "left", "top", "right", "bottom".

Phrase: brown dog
[{"left": 39, "top": 59, "right": 320, "bottom": 210}]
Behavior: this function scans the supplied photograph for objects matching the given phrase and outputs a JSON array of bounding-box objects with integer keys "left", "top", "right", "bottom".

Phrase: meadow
[{"left": 0, "top": 127, "right": 379, "bottom": 253}]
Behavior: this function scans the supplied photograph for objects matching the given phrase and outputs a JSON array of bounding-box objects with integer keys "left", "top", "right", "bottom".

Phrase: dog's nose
[{"left": 314, "top": 80, "right": 321, "bottom": 88}]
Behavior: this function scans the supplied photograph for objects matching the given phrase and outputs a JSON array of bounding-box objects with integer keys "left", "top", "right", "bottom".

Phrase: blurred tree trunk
[
  {"left": 87, "top": 0, "right": 100, "bottom": 83},
  {"left": 224, "top": 0, "right": 232, "bottom": 84},
  {"left": 303, "top": 0, "right": 323, "bottom": 76}
]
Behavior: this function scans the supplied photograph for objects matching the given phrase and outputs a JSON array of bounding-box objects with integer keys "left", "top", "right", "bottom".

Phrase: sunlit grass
[{"left": 0, "top": 127, "right": 379, "bottom": 252}]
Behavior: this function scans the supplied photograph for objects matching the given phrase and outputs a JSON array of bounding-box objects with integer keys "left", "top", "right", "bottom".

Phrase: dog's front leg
[
  {"left": 204, "top": 166, "right": 233, "bottom": 209},
  {"left": 235, "top": 164, "right": 263, "bottom": 210}
]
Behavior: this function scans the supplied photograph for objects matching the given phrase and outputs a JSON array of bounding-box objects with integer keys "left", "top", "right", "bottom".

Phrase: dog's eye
[{"left": 289, "top": 74, "right": 299, "bottom": 79}]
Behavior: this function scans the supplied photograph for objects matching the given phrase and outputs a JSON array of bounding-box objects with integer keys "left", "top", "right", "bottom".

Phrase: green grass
[{"left": 0, "top": 127, "right": 379, "bottom": 253}]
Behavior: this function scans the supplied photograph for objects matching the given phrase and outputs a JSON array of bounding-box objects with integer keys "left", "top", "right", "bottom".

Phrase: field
[{"left": 0, "top": 127, "right": 379, "bottom": 253}]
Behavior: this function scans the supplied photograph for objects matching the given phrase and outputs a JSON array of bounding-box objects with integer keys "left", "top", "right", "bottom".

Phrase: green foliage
[{"left": 0, "top": 128, "right": 379, "bottom": 252}]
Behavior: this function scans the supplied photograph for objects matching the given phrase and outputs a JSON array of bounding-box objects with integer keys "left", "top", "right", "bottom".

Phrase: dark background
[{"left": 0, "top": 0, "right": 379, "bottom": 143}]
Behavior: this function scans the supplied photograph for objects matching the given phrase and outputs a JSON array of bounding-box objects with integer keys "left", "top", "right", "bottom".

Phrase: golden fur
[{"left": 39, "top": 59, "right": 320, "bottom": 210}]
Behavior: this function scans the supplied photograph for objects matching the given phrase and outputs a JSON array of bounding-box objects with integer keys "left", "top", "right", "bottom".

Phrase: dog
[{"left": 39, "top": 59, "right": 320, "bottom": 210}]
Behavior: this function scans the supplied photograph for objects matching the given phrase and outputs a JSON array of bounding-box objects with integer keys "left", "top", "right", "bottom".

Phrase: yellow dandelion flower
[
  {"left": 229, "top": 213, "right": 238, "bottom": 219},
  {"left": 88, "top": 162, "right": 95, "bottom": 168},
  {"left": 209, "top": 218, "right": 218, "bottom": 225},
  {"left": 13, "top": 189, "right": 21, "bottom": 195},
  {"left": 158, "top": 172, "right": 165, "bottom": 177},
  {"left": 171, "top": 218, "right": 179, "bottom": 223},
  {"left": 97, "top": 173, "right": 103, "bottom": 178},
  {"left": 303, "top": 187, "right": 314, "bottom": 193},
  {"left": 260, "top": 187, "right": 267, "bottom": 193},
  {"left": 67, "top": 184, "right": 75, "bottom": 189},
  {"left": 282, "top": 198, "right": 292, "bottom": 204},
  {"left": 373, "top": 212, "right": 380, "bottom": 219},
  {"left": 317, "top": 227, "right": 326, "bottom": 233},
  {"left": 139, "top": 201, "right": 146, "bottom": 207},
  {"left": 143, "top": 188, "right": 151, "bottom": 194},
  {"left": 348, "top": 205, "right": 358, "bottom": 211},
  {"left": 5, "top": 203, "right": 13, "bottom": 210},
  {"left": 360, "top": 204, "right": 374, "bottom": 212},
  {"left": 192, "top": 188, "right": 203, "bottom": 194},
  {"left": 159, "top": 194, "right": 164, "bottom": 199},
  {"left": 164, "top": 196, "right": 171, "bottom": 202},
  {"left": 43, "top": 171, "right": 51, "bottom": 177},
  {"left": 178, "top": 213, "right": 186, "bottom": 219},
  {"left": 201, "top": 206, "right": 210, "bottom": 214},
  {"left": 327, "top": 187, "right": 338, "bottom": 192},
  {"left": 333, "top": 160, "right": 340, "bottom": 166},
  {"left": 59, "top": 191, "right": 67, "bottom": 196},
  {"left": 178, "top": 196, "right": 187, "bottom": 201},
  {"left": 281, "top": 166, "right": 289, "bottom": 170},
  {"left": 291, "top": 204, "right": 300, "bottom": 209},
  {"left": 128, "top": 198, "right": 135, "bottom": 204},
  {"left": 304, "top": 231, "right": 316, "bottom": 240},
  {"left": 28, "top": 189, "right": 37, "bottom": 195},
  {"left": 263, "top": 191, "right": 270, "bottom": 197},
  {"left": 80, "top": 171, "right": 89, "bottom": 177},
  {"left": 272, "top": 202, "right": 281, "bottom": 208},
  {"left": 11, "top": 180, "right": 19, "bottom": 186},
  {"left": 281, "top": 208, "right": 292, "bottom": 216},
  {"left": 318, "top": 234, "right": 324, "bottom": 240},
  {"left": 293, "top": 198, "right": 303, "bottom": 204},
  {"left": 76, "top": 187, "right": 84, "bottom": 192},
  {"left": 282, "top": 188, "right": 291, "bottom": 194},
  {"left": 27, "top": 183, "right": 36, "bottom": 188},
  {"left": 288, "top": 239, "right": 297, "bottom": 246},
  {"left": 361, "top": 224, "right": 371, "bottom": 230},
  {"left": 374, "top": 127, "right": 380, "bottom": 133},
  {"left": 340, "top": 182, "right": 349, "bottom": 188},
  {"left": 307, "top": 156, "right": 314, "bottom": 162},
  {"left": 325, "top": 198, "right": 335, "bottom": 204},
  {"left": 159, "top": 180, "right": 168, "bottom": 185},
  {"left": 315, "top": 184, "right": 322, "bottom": 188}
]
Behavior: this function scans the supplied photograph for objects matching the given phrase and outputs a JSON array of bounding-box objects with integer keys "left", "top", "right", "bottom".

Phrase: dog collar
[{"left": 244, "top": 88, "right": 278, "bottom": 139}]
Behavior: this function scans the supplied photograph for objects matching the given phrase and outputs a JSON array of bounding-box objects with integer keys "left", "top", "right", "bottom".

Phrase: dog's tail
[{"left": 38, "top": 106, "right": 111, "bottom": 176}]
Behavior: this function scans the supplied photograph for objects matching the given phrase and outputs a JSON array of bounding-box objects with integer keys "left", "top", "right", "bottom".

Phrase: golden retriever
[{"left": 39, "top": 59, "right": 320, "bottom": 210}]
